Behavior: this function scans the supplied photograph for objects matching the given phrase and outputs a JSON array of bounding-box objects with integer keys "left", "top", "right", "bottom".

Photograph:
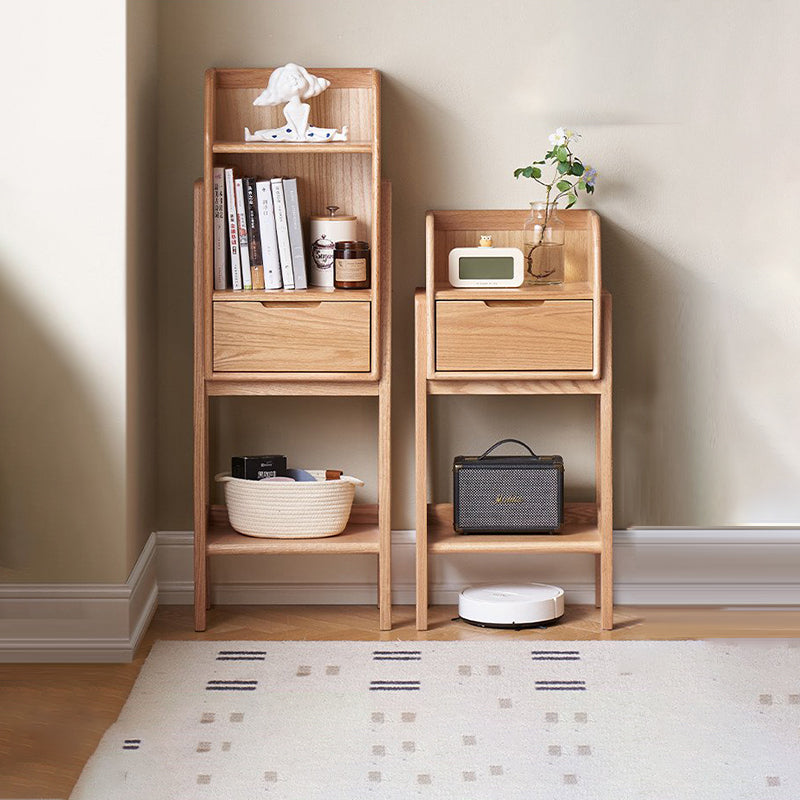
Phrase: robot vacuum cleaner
[{"left": 458, "top": 583, "right": 565, "bottom": 629}]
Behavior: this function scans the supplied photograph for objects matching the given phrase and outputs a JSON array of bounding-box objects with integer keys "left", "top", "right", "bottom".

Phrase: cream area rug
[{"left": 70, "top": 640, "right": 800, "bottom": 799}]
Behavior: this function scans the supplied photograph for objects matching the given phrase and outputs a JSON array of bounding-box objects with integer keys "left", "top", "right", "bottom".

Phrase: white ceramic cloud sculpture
[{"left": 244, "top": 63, "right": 349, "bottom": 143}]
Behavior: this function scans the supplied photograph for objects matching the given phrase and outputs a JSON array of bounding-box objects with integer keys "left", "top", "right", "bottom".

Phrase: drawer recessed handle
[
  {"left": 483, "top": 300, "right": 546, "bottom": 308},
  {"left": 260, "top": 301, "right": 322, "bottom": 309}
]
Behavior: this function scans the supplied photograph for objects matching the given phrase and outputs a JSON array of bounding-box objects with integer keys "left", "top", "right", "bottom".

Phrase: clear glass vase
[{"left": 522, "top": 201, "right": 565, "bottom": 285}]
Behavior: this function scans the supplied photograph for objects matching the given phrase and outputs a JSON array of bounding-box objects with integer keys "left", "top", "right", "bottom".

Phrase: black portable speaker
[{"left": 453, "top": 439, "right": 564, "bottom": 533}]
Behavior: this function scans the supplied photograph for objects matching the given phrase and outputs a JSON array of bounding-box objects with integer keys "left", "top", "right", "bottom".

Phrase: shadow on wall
[{"left": 0, "top": 268, "right": 124, "bottom": 584}]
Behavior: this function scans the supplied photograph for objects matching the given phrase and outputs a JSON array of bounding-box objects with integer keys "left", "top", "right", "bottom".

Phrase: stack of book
[{"left": 213, "top": 168, "right": 308, "bottom": 291}]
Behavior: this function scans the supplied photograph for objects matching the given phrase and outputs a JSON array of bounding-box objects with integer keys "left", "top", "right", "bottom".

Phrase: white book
[
  {"left": 233, "top": 178, "right": 252, "bottom": 291},
  {"left": 270, "top": 178, "right": 294, "bottom": 289},
  {"left": 223, "top": 168, "right": 242, "bottom": 291},
  {"left": 212, "top": 167, "right": 228, "bottom": 290},
  {"left": 282, "top": 177, "right": 308, "bottom": 290},
  {"left": 256, "top": 180, "right": 283, "bottom": 290}
]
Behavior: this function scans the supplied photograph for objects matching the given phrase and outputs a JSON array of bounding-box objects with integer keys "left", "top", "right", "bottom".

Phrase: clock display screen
[{"left": 458, "top": 256, "right": 514, "bottom": 280}]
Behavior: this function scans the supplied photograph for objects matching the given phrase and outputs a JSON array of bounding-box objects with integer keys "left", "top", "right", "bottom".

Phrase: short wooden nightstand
[{"left": 415, "top": 209, "right": 613, "bottom": 630}]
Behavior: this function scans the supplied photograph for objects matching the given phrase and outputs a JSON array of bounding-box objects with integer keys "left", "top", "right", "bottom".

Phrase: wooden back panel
[
  {"left": 426, "top": 209, "right": 600, "bottom": 289},
  {"left": 211, "top": 68, "right": 377, "bottom": 144}
]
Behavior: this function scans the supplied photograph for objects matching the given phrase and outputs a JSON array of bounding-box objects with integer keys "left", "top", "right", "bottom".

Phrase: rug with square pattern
[{"left": 70, "top": 640, "right": 800, "bottom": 798}]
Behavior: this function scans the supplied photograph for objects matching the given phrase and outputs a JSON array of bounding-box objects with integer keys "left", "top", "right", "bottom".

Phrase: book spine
[
  {"left": 212, "top": 167, "right": 229, "bottom": 290},
  {"left": 256, "top": 180, "right": 283, "bottom": 290},
  {"left": 234, "top": 178, "right": 252, "bottom": 291},
  {"left": 244, "top": 177, "right": 265, "bottom": 290},
  {"left": 270, "top": 178, "right": 295, "bottom": 290},
  {"left": 224, "top": 168, "right": 242, "bottom": 291},
  {"left": 282, "top": 177, "right": 308, "bottom": 290}
]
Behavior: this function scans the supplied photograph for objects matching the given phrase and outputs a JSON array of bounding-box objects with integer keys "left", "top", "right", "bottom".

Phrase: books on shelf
[
  {"left": 211, "top": 173, "right": 311, "bottom": 292},
  {"left": 223, "top": 168, "right": 243, "bottom": 291},
  {"left": 212, "top": 167, "right": 228, "bottom": 290}
]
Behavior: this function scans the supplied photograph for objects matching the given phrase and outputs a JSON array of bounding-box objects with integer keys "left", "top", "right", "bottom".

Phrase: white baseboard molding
[
  {"left": 157, "top": 528, "right": 800, "bottom": 607},
  {"left": 2, "top": 526, "right": 798, "bottom": 663},
  {"left": 0, "top": 534, "right": 158, "bottom": 663}
]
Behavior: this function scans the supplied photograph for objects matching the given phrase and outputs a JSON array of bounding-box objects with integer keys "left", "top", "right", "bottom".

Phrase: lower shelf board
[
  {"left": 427, "top": 502, "right": 602, "bottom": 554},
  {"left": 205, "top": 504, "right": 381, "bottom": 555}
]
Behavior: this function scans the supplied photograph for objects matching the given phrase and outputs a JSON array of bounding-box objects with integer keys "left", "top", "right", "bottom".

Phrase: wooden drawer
[
  {"left": 436, "top": 299, "right": 593, "bottom": 372},
  {"left": 213, "top": 301, "right": 371, "bottom": 372}
]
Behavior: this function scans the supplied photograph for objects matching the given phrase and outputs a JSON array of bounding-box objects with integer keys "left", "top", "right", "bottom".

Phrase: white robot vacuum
[{"left": 458, "top": 583, "right": 565, "bottom": 628}]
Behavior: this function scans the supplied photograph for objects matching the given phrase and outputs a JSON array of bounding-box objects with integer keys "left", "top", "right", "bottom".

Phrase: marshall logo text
[{"left": 495, "top": 494, "right": 524, "bottom": 504}]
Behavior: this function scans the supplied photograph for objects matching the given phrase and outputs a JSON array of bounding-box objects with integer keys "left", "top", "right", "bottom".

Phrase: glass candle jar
[{"left": 334, "top": 240, "right": 371, "bottom": 289}]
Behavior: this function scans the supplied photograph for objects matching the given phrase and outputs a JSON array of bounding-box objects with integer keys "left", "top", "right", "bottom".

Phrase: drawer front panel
[
  {"left": 213, "top": 301, "right": 371, "bottom": 372},
  {"left": 436, "top": 299, "right": 593, "bottom": 371}
]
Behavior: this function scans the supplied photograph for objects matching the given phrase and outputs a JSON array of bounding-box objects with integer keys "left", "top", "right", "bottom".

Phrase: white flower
[{"left": 548, "top": 127, "right": 581, "bottom": 147}]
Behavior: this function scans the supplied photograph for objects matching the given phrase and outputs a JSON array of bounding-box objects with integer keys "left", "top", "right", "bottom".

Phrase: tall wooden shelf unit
[
  {"left": 194, "top": 68, "right": 391, "bottom": 632},
  {"left": 414, "top": 209, "right": 613, "bottom": 631}
]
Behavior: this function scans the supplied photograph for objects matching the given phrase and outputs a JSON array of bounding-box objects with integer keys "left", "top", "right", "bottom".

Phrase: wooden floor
[{"left": 1, "top": 603, "right": 799, "bottom": 798}]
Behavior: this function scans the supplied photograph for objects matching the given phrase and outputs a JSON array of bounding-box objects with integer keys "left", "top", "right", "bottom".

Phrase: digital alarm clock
[{"left": 448, "top": 240, "right": 524, "bottom": 288}]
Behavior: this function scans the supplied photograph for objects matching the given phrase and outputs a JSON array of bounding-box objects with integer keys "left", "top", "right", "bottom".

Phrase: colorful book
[
  {"left": 244, "top": 178, "right": 265, "bottom": 290},
  {"left": 233, "top": 178, "right": 252, "bottom": 291},
  {"left": 270, "top": 177, "right": 294, "bottom": 290},
  {"left": 282, "top": 177, "right": 308, "bottom": 290},
  {"left": 223, "top": 168, "right": 242, "bottom": 291},
  {"left": 256, "top": 179, "right": 283, "bottom": 290},
  {"left": 212, "top": 167, "right": 229, "bottom": 290}
]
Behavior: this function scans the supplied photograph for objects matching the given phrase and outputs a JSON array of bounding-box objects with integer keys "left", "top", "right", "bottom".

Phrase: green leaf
[
  {"left": 566, "top": 193, "right": 577, "bottom": 208},
  {"left": 587, "top": 184, "right": 595, "bottom": 194},
  {"left": 556, "top": 146, "right": 569, "bottom": 162},
  {"left": 556, "top": 180, "right": 572, "bottom": 192},
  {"left": 514, "top": 168, "right": 524, "bottom": 178},
  {"left": 571, "top": 163, "right": 585, "bottom": 176},
  {"left": 557, "top": 161, "right": 571, "bottom": 175},
  {"left": 532, "top": 166, "right": 542, "bottom": 179},
  {"left": 577, "top": 181, "right": 586, "bottom": 191},
  {"left": 523, "top": 166, "right": 535, "bottom": 178}
]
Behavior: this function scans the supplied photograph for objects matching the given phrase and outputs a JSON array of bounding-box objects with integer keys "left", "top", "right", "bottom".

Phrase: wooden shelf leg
[
  {"left": 596, "top": 313, "right": 614, "bottom": 629},
  {"left": 378, "top": 380, "right": 392, "bottom": 631},
  {"left": 415, "top": 294, "right": 429, "bottom": 631},
  {"left": 594, "top": 554, "right": 602, "bottom": 609}
]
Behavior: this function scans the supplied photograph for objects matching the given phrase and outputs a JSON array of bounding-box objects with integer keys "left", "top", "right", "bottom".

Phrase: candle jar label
[{"left": 335, "top": 257, "right": 367, "bottom": 282}]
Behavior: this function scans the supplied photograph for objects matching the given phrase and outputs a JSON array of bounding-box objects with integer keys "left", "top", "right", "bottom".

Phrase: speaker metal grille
[{"left": 454, "top": 467, "right": 562, "bottom": 532}]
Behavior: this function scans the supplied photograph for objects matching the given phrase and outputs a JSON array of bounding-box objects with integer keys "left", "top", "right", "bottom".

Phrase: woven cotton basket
[{"left": 215, "top": 472, "right": 364, "bottom": 538}]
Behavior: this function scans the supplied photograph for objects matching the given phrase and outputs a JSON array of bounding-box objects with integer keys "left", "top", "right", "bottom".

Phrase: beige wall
[
  {"left": 156, "top": 0, "right": 800, "bottom": 531},
  {"left": 0, "top": 0, "right": 158, "bottom": 583}
]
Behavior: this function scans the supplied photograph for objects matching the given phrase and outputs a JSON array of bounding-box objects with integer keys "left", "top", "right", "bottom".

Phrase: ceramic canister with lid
[{"left": 309, "top": 206, "right": 357, "bottom": 287}]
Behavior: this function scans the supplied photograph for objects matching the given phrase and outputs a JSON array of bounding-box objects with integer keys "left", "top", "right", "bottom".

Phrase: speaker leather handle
[{"left": 479, "top": 438, "right": 539, "bottom": 458}]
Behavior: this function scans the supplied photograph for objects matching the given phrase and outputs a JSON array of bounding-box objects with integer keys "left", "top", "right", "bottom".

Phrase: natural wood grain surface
[
  {"left": 3, "top": 604, "right": 799, "bottom": 799},
  {"left": 415, "top": 291, "right": 429, "bottom": 630},
  {"left": 207, "top": 524, "right": 381, "bottom": 554},
  {"left": 377, "top": 181, "right": 392, "bottom": 630},
  {"left": 597, "top": 295, "right": 614, "bottom": 629},
  {"left": 205, "top": 379, "right": 381, "bottom": 396},
  {"left": 425, "top": 210, "right": 601, "bottom": 380},
  {"left": 196, "top": 69, "right": 389, "bottom": 630},
  {"left": 433, "top": 281, "right": 593, "bottom": 301},
  {"left": 435, "top": 299, "right": 594, "bottom": 372},
  {"left": 213, "top": 141, "right": 374, "bottom": 154},
  {"left": 213, "top": 300, "right": 371, "bottom": 373},
  {"left": 212, "top": 287, "right": 373, "bottom": 302},
  {"left": 427, "top": 502, "right": 601, "bottom": 553}
]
